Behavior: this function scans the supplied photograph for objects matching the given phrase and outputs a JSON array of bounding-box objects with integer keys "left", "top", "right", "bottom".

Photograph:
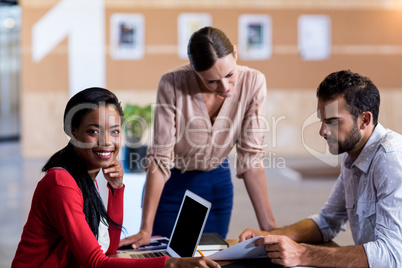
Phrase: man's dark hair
[{"left": 317, "top": 70, "right": 380, "bottom": 125}]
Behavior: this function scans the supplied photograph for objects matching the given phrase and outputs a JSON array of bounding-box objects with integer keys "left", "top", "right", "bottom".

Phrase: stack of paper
[
  {"left": 207, "top": 236, "right": 267, "bottom": 261},
  {"left": 197, "top": 233, "right": 229, "bottom": 251}
]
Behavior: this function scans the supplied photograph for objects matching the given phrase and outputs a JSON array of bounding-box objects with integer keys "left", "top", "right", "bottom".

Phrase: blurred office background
[{"left": 1, "top": 0, "right": 402, "bottom": 267}]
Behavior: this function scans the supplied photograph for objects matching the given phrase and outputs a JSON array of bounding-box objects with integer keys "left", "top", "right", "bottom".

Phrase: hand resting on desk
[
  {"left": 119, "top": 229, "right": 151, "bottom": 249},
  {"left": 240, "top": 228, "right": 317, "bottom": 267},
  {"left": 239, "top": 226, "right": 368, "bottom": 267}
]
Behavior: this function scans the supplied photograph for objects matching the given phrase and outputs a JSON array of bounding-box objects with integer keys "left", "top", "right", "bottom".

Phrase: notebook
[{"left": 117, "top": 190, "right": 211, "bottom": 258}]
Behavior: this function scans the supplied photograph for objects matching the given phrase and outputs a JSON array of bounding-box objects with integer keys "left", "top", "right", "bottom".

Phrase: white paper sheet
[{"left": 207, "top": 236, "right": 267, "bottom": 261}]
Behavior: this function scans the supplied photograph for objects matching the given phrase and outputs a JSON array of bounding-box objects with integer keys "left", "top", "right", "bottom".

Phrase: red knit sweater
[{"left": 12, "top": 168, "right": 167, "bottom": 267}]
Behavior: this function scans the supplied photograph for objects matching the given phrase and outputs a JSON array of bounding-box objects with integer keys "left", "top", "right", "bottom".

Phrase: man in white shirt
[{"left": 240, "top": 70, "right": 402, "bottom": 267}]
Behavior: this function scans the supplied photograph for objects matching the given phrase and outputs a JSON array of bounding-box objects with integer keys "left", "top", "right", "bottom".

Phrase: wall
[{"left": 21, "top": 0, "right": 402, "bottom": 162}]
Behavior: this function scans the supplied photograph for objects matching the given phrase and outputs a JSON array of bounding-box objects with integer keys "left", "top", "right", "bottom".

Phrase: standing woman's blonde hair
[{"left": 187, "top": 26, "right": 235, "bottom": 72}]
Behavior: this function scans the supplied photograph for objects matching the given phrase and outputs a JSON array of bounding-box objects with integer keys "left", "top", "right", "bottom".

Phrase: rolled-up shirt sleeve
[
  {"left": 364, "top": 150, "right": 402, "bottom": 267},
  {"left": 309, "top": 174, "right": 348, "bottom": 242},
  {"left": 311, "top": 140, "right": 402, "bottom": 267},
  {"left": 145, "top": 73, "right": 176, "bottom": 181},
  {"left": 236, "top": 72, "right": 267, "bottom": 178}
]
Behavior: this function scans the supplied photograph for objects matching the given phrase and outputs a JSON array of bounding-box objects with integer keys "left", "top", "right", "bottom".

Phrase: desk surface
[
  {"left": 112, "top": 238, "right": 339, "bottom": 267},
  {"left": 218, "top": 239, "right": 339, "bottom": 267}
]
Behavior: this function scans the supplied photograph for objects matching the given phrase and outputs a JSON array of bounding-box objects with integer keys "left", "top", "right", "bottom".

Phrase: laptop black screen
[{"left": 169, "top": 195, "right": 209, "bottom": 257}]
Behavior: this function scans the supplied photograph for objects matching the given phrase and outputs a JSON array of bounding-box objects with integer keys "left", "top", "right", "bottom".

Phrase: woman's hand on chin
[{"left": 103, "top": 160, "right": 124, "bottom": 189}]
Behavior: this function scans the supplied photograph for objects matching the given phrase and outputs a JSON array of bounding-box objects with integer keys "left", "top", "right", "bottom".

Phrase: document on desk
[{"left": 207, "top": 236, "right": 267, "bottom": 261}]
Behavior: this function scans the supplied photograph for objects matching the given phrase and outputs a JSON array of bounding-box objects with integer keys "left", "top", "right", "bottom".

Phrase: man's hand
[
  {"left": 255, "top": 235, "right": 305, "bottom": 267},
  {"left": 103, "top": 160, "right": 124, "bottom": 189},
  {"left": 166, "top": 257, "right": 221, "bottom": 268},
  {"left": 119, "top": 229, "right": 151, "bottom": 249},
  {"left": 239, "top": 228, "right": 269, "bottom": 242}
]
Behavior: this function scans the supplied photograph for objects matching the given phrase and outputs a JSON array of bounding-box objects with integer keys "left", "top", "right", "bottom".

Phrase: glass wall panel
[{"left": 0, "top": 4, "right": 20, "bottom": 140}]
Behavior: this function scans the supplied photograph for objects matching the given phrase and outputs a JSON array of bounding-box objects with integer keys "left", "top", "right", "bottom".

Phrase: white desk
[{"left": 97, "top": 172, "right": 146, "bottom": 239}]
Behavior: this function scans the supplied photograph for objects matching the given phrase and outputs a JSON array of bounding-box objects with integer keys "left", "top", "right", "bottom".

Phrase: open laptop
[{"left": 116, "top": 190, "right": 211, "bottom": 258}]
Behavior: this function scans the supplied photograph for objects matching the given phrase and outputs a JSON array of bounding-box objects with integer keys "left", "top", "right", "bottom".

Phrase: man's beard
[{"left": 328, "top": 121, "right": 361, "bottom": 155}]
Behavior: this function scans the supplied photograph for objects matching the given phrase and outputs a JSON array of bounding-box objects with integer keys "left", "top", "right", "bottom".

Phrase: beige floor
[{"left": 0, "top": 141, "right": 353, "bottom": 268}]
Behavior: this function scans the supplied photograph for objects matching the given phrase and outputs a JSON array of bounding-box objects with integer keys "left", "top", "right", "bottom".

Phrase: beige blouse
[{"left": 146, "top": 64, "right": 267, "bottom": 181}]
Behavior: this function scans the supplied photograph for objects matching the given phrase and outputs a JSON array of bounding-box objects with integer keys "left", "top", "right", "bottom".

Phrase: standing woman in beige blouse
[{"left": 120, "top": 26, "right": 276, "bottom": 249}]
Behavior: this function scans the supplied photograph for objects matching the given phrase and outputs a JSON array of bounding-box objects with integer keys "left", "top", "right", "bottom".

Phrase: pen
[{"left": 197, "top": 249, "right": 205, "bottom": 257}]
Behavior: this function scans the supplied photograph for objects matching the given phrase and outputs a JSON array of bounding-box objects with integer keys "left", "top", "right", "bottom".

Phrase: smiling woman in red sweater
[{"left": 12, "top": 87, "right": 219, "bottom": 268}]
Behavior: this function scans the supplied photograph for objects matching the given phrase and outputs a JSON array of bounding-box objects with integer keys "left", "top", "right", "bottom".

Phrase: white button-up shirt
[{"left": 310, "top": 123, "right": 402, "bottom": 267}]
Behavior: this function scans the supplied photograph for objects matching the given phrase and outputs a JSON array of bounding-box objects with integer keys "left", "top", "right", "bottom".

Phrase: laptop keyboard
[{"left": 130, "top": 251, "right": 168, "bottom": 258}]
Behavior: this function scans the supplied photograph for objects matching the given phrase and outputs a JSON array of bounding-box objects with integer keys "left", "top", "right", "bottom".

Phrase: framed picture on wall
[
  {"left": 178, "top": 13, "right": 212, "bottom": 59},
  {"left": 298, "top": 15, "right": 331, "bottom": 60},
  {"left": 238, "top": 14, "right": 272, "bottom": 60},
  {"left": 110, "top": 13, "right": 145, "bottom": 60}
]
